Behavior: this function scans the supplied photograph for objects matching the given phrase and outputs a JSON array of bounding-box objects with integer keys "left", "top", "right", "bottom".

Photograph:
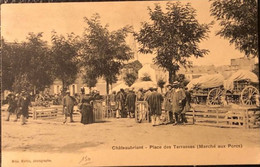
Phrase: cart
[
  {"left": 206, "top": 70, "right": 259, "bottom": 106},
  {"left": 187, "top": 74, "right": 225, "bottom": 105}
]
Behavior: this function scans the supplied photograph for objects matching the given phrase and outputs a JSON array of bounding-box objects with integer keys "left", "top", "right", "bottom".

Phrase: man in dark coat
[
  {"left": 147, "top": 87, "right": 164, "bottom": 126},
  {"left": 181, "top": 87, "right": 192, "bottom": 124},
  {"left": 17, "top": 90, "right": 31, "bottom": 125},
  {"left": 164, "top": 84, "right": 174, "bottom": 124},
  {"left": 125, "top": 88, "right": 136, "bottom": 118},
  {"left": 171, "top": 82, "right": 186, "bottom": 125},
  {"left": 5, "top": 93, "right": 18, "bottom": 121},
  {"left": 62, "top": 90, "right": 75, "bottom": 123},
  {"left": 116, "top": 89, "right": 126, "bottom": 118}
]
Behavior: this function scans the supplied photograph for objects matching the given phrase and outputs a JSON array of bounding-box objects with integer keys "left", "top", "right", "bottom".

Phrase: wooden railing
[
  {"left": 29, "top": 107, "right": 58, "bottom": 120},
  {"left": 186, "top": 106, "right": 260, "bottom": 129}
]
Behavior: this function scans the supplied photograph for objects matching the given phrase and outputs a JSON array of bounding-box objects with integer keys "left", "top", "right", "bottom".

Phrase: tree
[
  {"left": 123, "top": 73, "right": 137, "bottom": 87},
  {"left": 50, "top": 32, "right": 81, "bottom": 89},
  {"left": 81, "top": 14, "right": 133, "bottom": 95},
  {"left": 25, "top": 33, "right": 55, "bottom": 91},
  {"left": 157, "top": 79, "right": 166, "bottom": 93},
  {"left": 210, "top": 0, "right": 258, "bottom": 57},
  {"left": 175, "top": 74, "right": 189, "bottom": 88},
  {"left": 141, "top": 73, "right": 152, "bottom": 81},
  {"left": 134, "top": 2, "right": 212, "bottom": 83},
  {"left": 124, "top": 60, "right": 143, "bottom": 74},
  {"left": 2, "top": 33, "right": 55, "bottom": 92},
  {"left": 82, "top": 70, "right": 98, "bottom": 93},
  {"left": 1, "top": 39, "right": 16, "bottom": 91}
]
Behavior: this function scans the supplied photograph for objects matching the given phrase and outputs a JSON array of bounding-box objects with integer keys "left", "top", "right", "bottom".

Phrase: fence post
[
  {"left": 246, "top": 109, "right": 249, "bottom": 129},
  {"left": 243, "top": 110, "right": 246, "bottom": 129},
  {"left": 216, "top": 109, "right": 219, "bottom": 125},
  {"left": 33, "top": 108, "right": 37, "bottom": 120},
  {"left": 192, "top": 108, "right": 195, "bottom": 124}
]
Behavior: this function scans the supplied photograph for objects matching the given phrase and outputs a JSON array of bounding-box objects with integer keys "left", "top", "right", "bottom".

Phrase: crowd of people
[
  {"left": 108, "top": 81, "right": 191, "bottom": 126},
  {"left": 5, "top": 90, "right": 31, "bottom": 125},
  {"left": 62, "top": 88, "right": 103, "bottom": 124},
  {"left": 4, "top": 81, "right": 191, "bottom": 127}
]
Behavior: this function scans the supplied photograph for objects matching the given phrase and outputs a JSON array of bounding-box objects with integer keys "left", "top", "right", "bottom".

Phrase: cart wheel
[
  {"left": 240, "top": 86, "right": 259, "bottom": 105},
  {"left": 206, "top": 88, "right": 224, "bottom": 106}
]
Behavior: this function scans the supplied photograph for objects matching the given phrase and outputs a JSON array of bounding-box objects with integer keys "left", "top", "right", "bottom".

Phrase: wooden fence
[
  {"left": 29, "top": 107, "right": 58, "bottom": 120},
  {"left": 186, "top": 105, "right": 260, "bottom": 129}
]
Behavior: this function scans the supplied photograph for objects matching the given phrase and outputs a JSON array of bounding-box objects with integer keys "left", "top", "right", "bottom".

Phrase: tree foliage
[
  {"left": 81, "top": 14, "right": 133, "bottom": 95},
  {"left": 123, "top": 73, "right": 137, "bottom": 87},
  {"left": 210, "top": 0, "right": 258, "bottom": 57},
  {"left": 141, "top": 73, "right": 152, "bottom": 81},
  {"left": 2, "top": 33, "right": 55, "bottom": 92},
  {"left": 124, "top": 60, "right": 143, "bottom": 73},
  {"left": 175, "top": 74, "right": 189, "bottom": 88},
  {"left": 82, "top": 69, "right": 98, "bottom": 92},
  {"left": 50, "top": 32, "right": 81, "bottom": 89},
  {"left": 157, "top": 79, "right": 166, "bottom": 93},
  {"left": 134, "top": 2, "right": 212, "bottom": 83}
]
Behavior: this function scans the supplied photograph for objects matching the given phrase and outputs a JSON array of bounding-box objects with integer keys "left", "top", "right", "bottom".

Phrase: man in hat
[
  {"left": 116, "top": 89, "right": 126, "bottom": 118},
  {"left": 181, "top": 87, "right": 192, "bottom": 124},
  {"left": 147, "top": 87, "right": 164, "bottom": 126},
  {"left": 17, "top": 90, "right": 31, "bottom": 125},
  {"left": 136, "top": 88, "right": 144, "bottom": 101},
  {"left": 125, "top": 88, "right": 136, "bottom": 118},
  {"left": 164, "top": 84, "right": 174, "bottom": 124},
  {"left": 5, "top": 93, "right": 18, "bottom": 121},
  {"left": 62, "top": 90, "right": 75, "bottom": 123},
  {"left": 171, "top": 81, "right": 186, "bottom": 125}
]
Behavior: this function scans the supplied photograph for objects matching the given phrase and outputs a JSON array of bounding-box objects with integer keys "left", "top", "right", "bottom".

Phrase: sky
[{"left": 1, "top": 0, "right": 247, "bottom": 66}]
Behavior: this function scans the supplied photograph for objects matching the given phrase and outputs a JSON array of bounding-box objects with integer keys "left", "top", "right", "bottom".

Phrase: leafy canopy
[
  {"left": 210, "top": 0, "right": 258, "bottom": 57},
  {"left": 135, "top": 2, "right": 212, "bottom": 83},
  {"left": 81, "top": 14, "right": 133, "bottom": 94},
  {"left": 50, "top": 31, "right": 81, "bottom": 88},
  {"left": 2, "top": 33, "right": 55, "bottom": 92}
]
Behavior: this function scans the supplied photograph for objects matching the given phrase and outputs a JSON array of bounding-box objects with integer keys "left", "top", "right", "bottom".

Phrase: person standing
[
  {"left": 109, "top": 91, "right": 118, "bottom": 117},
  {"left": 164, "top": 84, "right": 174, "bottom": 124},
  {"left": 62, "top": 90, "right": 75, "bottom": 123},
  {"left": 5, "top": 93, "right": 18, "bottom": 121},
  {"left": 116, "top": 89, "right": 126, "bottom": 118},
  {"left": 171, "top": 82, "right": 186, "bottom": 125},
  {"left": 125, "top": 88, "right": 136, "bottom": 118},
  {"left": 180, "top": 87, "right": 191, "bottom": 124},
  {"left": 136, "top": 88, "right": 144, "bottom": 101},
  {"left": 147, "top": 87, "right": 164, "bottom": 126},
  {"left": 79, "top": 93, "right": 94, "bottom": 125},
  {"left": 17, "top": 90, "right": 31, "bottom": 125}
]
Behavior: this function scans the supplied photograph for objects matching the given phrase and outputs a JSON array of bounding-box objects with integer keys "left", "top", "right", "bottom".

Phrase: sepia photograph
[{"left": 1, "top": 0, "right": 259, "bottom": 166}]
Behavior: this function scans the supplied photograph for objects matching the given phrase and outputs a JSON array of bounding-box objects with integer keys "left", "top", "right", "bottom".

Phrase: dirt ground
[{"left": 2, "top": 110, "right": 260, "bottom": 153}]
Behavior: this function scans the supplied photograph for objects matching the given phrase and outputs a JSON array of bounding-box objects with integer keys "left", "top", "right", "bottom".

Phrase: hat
[
  {"left": 172, "top": 81, "right": 179, "bottom": 85},
  {"left": 8, "top": 93, "right": 15, "bottom": 97},
  {"left": 166, "top": 84, "right": 173, "bottom": 88}
]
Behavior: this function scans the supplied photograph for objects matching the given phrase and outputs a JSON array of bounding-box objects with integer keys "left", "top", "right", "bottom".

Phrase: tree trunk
[
  {"left": 106, "top": 79, "right": 110, "bottom": 95},
  {"left": 168, "top": 70, "right": 173, "bottom": 84},
  {"left": 168, "top": 70, "right": 176, "bottom": 84}
]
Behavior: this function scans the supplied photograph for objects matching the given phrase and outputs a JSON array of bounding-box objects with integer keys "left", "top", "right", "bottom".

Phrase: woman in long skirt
[{"left": 79, "top": 95, "right": 94, "bottom": 125}]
